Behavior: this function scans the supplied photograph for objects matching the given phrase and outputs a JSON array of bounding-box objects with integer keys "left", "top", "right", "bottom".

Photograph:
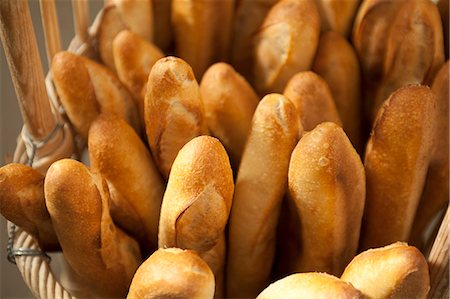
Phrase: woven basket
[{"left": 2, "top": 1, "right": 449, "bottom": 298}]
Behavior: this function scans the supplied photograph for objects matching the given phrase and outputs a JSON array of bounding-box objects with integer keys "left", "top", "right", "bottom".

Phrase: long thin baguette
[
  {"left": 200, "top": 62, "right": 259, "bottom": 167},
  {"left": 253, "top": 0, "right": 321, "bottom": 94},
  {"left": 127, "top": 248, "right": 215, "bottom": 299},
  {"left": 314, "top": 0, "right": 360, "bottom": 36},
  {"left": 373, "top": 0, "right": 444, "bottom": 120},
  {"left": 152, "top": 0, "right": 172, "bottom": 51},
  {"left": 172, "top": 0, "right": 234, "bottom": 79},
  {"left": 0, "top": 163, "right": 59, "bottom": 251},
  {"left": 88, "top": 114, "right": 164, "bottom": 253},
  {"left": 52, "top": 51, "right": 140, "bottom": 140},
  {"left": 145, "top": 56, "right": 208, "bottom": 179},
  {"left": 341, "top": 242, "right": 430, "bottom": 299},
  {"left": 361, "top": 85, "right": 437, "bottom": 250},
  {"left": 158, "top": 136, "right": 234, "bottom": 296},
  {"left": 257, "top": 272, "right": 364, "bottom": 299},
  {"left": 288, "top": 122, "right": 365, "bottom": 275},
  {"left": 230, "top": 0, "right": 279, "bottom": 82},
  {"left": 283, "top": 71, "right": 342, "bottom": 131},
  {"left": 44, "top": 159, "right": 141, "bottom": 298},
  {"left": 227, "top": 94, "right": 301, "bottom": 298},
  {"left": 410, "top": 61, "right": 449, "bottom": 248},
  {"left": 113, "top": 30, "right": 164, "bottom": 125},
  {"left": 313, "top": 31, "right": 362, "bottom": 151}
]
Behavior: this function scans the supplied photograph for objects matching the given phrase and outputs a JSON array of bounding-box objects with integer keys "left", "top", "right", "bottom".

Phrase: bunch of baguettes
[{"left": 1, "top": 0, "right": 448, "bottom": 298}]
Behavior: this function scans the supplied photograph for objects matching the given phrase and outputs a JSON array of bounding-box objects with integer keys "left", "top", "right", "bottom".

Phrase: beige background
[{"left": 1, "top": 1, "right": 102, "bottom": 297}]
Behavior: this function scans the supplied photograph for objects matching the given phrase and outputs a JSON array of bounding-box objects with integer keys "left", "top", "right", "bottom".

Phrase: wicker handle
[
  {"left": 0, "top": 0, "right": 56, "bottom": 140},
  {"left": 428, "top": 204, "right": 449, "bottom": 299},
  {"left": 39, "top": 0, "right": 61, "bottom": 67}
]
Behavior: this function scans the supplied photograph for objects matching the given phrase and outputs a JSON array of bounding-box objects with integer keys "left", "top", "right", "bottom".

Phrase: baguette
[
  {"left": 283, "top": 71, "right": 342, "bottom": 131},
  {"left": 113, "top": 30, "right": 164, "bottom": 125},
  {"left": 172, "top": 0, "right": 234, "bottom": 79},
  {"left": 341, "top": 242, "right": 430, "bottom": 299},
  {"left": 0, "top": 163, "right": 58, "bottom": 251},
  {"left": 127, "top": 248, "right": 215, "bottom": 299},
  {"left": 158, "top": 136, "right": 234, "bottom": 296},
  {"left": 200, "top": 62, "right": 259, "bottom": 167},
  {"left": 98, "top": 0, "right": 153, "bottom": 72},
  {"left": 257, "top": 272, "right": 364, "bottom": 299},
  {"left": 145, "top": 56, "right": 208, "bottom": 179},
  {"left": 312, "top": 31, "right": 362, "bottom": 151},
  {"left": 373, "top": 0, "right": 444, "bottom": 120},
  {"left": 44, "top": 159, "right": 141, "bottom": 298},
  {"left": 314, "top": 0, "right": 360, "bottom": 36},
  {"left": 227, "top": 94, "right": 301, "bottom": 298},
  {"left": 288, "top": 122, "right": 365, "bottom": 275},
  {"left": 52, "top": 51, "right": 140, "bottom": 140},
  {"left": 230, "top": 0, "right": 279, "bottom": 81},
  {"left": 410, "top": 61, "right": 449, "bottom": 248},
  {"left": 253, "top": 0, "right": 321, "bottom": 94},
  {"left": 88, "top": 114, "right": 164, "bottom": 253},
  {"left": 361, "top": 85, "right": 437, "bottom": 250}
]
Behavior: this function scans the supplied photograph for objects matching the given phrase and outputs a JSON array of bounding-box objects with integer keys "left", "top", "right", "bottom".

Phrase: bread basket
[{"left": 0, "top": 1, "right": 448, "bottom": 298}]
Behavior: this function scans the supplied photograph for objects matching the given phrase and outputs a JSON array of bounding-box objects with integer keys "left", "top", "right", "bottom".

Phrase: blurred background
[{"left": 0, "top": 1, "right": 102, "bottom": 297}]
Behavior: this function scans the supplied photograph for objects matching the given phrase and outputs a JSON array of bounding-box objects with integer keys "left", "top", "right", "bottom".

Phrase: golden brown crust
[
  {"left": 312, "top": 31, "right": 362, "bottom": 151},
  {"left": 112, "top": 0, "right": 153, "bottom": 41},
  {"left": 0, "top": 163, "right": 59, "bottom": 251},
  {"left": 172, "top": 0, "right": 234, "bottom": 79},
  {"left": 44, "top": 159, "right": 141, "bottom": 298},
  {"left": 253, "top": 0, "right": 321, "bottom": 94},
  {"left": 227, "top": 94, "right": 301, "bottom": 298},
  {"left": 411, "top": 61, "right": 449, "bottom": 248},
  {"left": 361, "top": 85, "right": 437, "bottom": 250},
  {"left": 283, "top": 71, "right": 342, "bottom": 131},
  {"left": 257, "top": 272, "right": 364, "bottom": 299},
  {"left": 158, "top": 136, "right": 234, "bottom": 292},
  {"left": 288, "top": 122, "right": 365, "bottom": 275},
  {"left": 113, "top": 30, "right": 164, "bottom": 125},
  {"left": 200, "top": 62, "right": 259, "bottom": 166},
  {"left": 230, "top": 0, "right": 279, "bottom": 81},
  {"left": 314, "top": 0, "right": 360, "bottom": 36},
  {"left": 145, "top": 56, "right": 208, "bottom": 179},
  {"left": 52, "top": 51, "right": 99, "bottom": 141},
  {"left": 88, "top": 114, "right": 164, "bottom": 253},
  {"left": 52, "top": 51, "right": 140, "bottom": 140},
  {"left": 373, "top": 0, "right": 445, "bottom": 120},
  {"left": 341, "top": 242, "right": 430, "bottom": 299},
  {"left": 127, "top": 248, "right": 215, "bottom": 299}
]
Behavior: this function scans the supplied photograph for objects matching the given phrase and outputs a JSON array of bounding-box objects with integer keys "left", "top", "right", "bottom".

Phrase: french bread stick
[
  {"left": 253, "top": 0, "right": 321, "bottom": 94},
  {"left": 0, "top": 163, "right": 59, "bottom": 251},
  {"left": 230, "top": 0, "right": 279, "bottom": 81},
  {"left": 312, "top": 31, "right": 362, "bottom": 151},
  {"left": 288, "top": 122, "right": 365, "bottom": 276},
  {"left": 99, "top": 0, "right": 153, "bottom": 72},
  {"left": 227, "top": 94, "right": 301, "bottom": 298},
  {"left": 283, "top": 71, "right": 342, "bottom": 131},
  {"left": 145, "top": 56, "right": 208, "bottom": 179},
  {"left": 373, "top": 0, "right": 444, "bottom": 121},
  {"left": 200, "top": 62, "right": 259, "bottom": 167},
  {"left": 127, "top": 248, "right": 215, "bottom": 299},
  {"left": 314, "top": 0, "right": 360, "bottom": 36},
  {"left": 172, "top": 0, "right": 234, "bottom": 79},
  {"left": 44, "top": 159, "right": 141, "bottom": 298},
  {"left": 158, "top": 136, "right": 234, "bottom": 296},
  {"left": 52, "top": 51, "right": 140, "bottom": 140},
  {"left": 361, "top": 85, "right": 437, "bottom": 250},
  {"left": 410, "top": 61, "right": 449, "bottom": 248},
  {"left": 153, "top": 0, "right": 172, "bottom": 51},
  {"left": 257, "top": 272, "right": 364, "bottom": 299},
  {"left": 341, "top": 242, "right": 430, "bottom": 299},
  {"left": 113, "top": 30, "right": 164, "bottom": 125},
  {"left": 88, "top": 114, "right": 164, "bottom": 253}
]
